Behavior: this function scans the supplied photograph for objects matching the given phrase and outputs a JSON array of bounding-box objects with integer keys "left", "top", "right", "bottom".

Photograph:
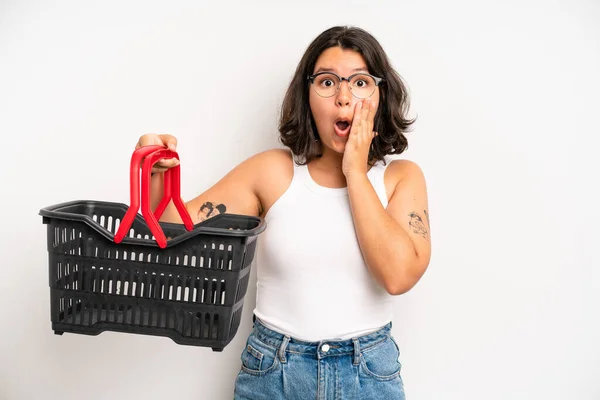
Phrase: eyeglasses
[{"left": 307, "top": 71, "right": 383, "bottom": 99}]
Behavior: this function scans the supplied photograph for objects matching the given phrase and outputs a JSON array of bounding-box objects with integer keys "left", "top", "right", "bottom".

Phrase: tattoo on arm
[
  {"left": 424, "top": 209, "right": 431, "bottom": 230},
  {"left": 197, "top": 201, "right": 227, "bottom": 222},
  {"left": 408, "top": 211, "right": 430, "bottom": 240}
]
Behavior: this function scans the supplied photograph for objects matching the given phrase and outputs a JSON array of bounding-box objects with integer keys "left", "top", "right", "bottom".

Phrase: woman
[{"left": 137, "top": 25, "right": 431, "bottom": 400}]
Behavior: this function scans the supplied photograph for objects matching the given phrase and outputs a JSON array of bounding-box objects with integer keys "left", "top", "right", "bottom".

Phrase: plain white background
[{"left": 1, "top": 0, "right": 599, "bottom": 399}]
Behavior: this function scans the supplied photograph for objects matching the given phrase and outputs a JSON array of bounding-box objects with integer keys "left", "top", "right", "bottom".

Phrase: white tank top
[{"left": 253, "top": 157, "right": 395, "bottom": 341}]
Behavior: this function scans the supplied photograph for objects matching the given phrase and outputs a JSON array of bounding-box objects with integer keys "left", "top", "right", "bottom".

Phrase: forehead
[{"left": 313, "top": 47, "right": 368, "bottom": 74}]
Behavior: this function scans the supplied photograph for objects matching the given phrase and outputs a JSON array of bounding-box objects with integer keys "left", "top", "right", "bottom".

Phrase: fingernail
[{"left": 168, "top": 143, "right": 176, "bottom": 150}]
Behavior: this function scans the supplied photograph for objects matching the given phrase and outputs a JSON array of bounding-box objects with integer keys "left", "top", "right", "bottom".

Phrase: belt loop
[
  {"left": 352, "top": 338, "right": 360, "bottom": 366},
  {"left": 279, "top": 335, "right": 290, "bottom": 363}
]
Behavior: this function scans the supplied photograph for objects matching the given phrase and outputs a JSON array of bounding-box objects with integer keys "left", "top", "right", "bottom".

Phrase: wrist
[{"left": 345, "top": 171, "right": 369, "bottom": 184}]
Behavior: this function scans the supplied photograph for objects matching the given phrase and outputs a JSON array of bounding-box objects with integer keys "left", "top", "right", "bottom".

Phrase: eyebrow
[{"left": 313, "top": 67, "right": 369, "bottom": 74}]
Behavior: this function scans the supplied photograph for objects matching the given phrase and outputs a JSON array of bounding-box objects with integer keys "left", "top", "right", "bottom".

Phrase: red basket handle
[{"left": 114, "top": 145, "right": 194, "bottom": 248}]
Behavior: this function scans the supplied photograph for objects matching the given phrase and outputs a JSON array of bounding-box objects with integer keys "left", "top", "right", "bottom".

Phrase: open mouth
[{"left": 334, "top": 120, "right": 352, "bottom": 137}]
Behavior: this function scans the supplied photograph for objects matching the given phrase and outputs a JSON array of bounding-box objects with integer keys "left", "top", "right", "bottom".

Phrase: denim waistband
[{"left": 251, "top": 316, "right": 393, "bottom": 362}]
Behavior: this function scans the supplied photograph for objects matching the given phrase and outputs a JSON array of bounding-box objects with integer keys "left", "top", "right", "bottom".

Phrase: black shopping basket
[{"left": 39, "top": 145, "right": 266, "bottom": 351}]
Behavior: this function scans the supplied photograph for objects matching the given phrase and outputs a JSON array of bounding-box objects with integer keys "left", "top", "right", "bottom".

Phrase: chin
[{"left": 323, "top": 140, "right": 346, "bottom": 155}]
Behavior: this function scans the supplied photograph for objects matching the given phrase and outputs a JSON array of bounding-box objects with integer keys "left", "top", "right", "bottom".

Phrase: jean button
[{"left": 321, "top": 344, "right": 330, "bottom": 352}]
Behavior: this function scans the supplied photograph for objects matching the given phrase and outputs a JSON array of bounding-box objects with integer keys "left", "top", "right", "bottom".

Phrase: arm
[
  {"left": 152, "top": 154, "right": 265, "bottom": 225},
  {"left": 136, "top": 133, "right": 270, "bottom": 224},
  {"left": 347, "top": 160, "right": 431, "bottom": 295}
]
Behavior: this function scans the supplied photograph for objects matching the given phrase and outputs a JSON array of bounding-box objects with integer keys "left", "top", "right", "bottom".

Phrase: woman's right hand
[{"left": 135, "top": 133, "right": 180, "bottom": 173}]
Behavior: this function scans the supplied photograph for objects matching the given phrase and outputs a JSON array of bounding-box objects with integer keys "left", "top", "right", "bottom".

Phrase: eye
[
  {"left": 315, "top": 73, "right": 339, "bottom": 88},
  {"left": 351, "top": 74, "right": 375, "bottom": 89}
]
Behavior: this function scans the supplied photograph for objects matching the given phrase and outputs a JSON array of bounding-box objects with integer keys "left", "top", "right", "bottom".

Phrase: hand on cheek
[{"left": 342, "top": 99, "right": 378, "bottom": 177}]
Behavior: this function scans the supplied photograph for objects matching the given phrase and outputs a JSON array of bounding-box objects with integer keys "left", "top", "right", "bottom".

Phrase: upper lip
[{"left": 334, "top": 116, "right": 352, "bottom": 124}]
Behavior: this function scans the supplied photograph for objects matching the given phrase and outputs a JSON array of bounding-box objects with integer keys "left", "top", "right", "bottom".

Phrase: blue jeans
[{"left": 233, "top": 317, "right": 405, "bottom": 399}]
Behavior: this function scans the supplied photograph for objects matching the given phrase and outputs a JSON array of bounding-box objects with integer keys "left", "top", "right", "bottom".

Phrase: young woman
[{"left": 136, "top": 25, "right": 431, "bottom": 400}]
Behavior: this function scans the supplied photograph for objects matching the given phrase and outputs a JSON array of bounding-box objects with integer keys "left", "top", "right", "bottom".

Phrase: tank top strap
[
  {"left": 291, "top": 157, "right": 393, "bottom": 203},
  {"left": 367, "top": 160, "right": 393, "bottom": 208},
  {"left": 292, "top": 159, "right": 309, "bottom": 179}
]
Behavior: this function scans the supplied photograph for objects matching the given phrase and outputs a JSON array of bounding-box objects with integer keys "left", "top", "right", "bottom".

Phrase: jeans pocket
[
  {"left": 360, "top": 335, "right": 402, "bottom": 381},
  {"left": 241, "top": 343, "right": 263, "bottom": 371},
  {"left": 240, "top": 334, "right": 279, "bottom": 376}
]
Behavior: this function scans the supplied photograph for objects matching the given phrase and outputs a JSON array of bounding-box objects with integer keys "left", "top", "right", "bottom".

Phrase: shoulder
[
  {"left": 245, "top": 148, "right": 295, "bottom": 215},
  {"left": 250, "top": 148, "right": 294, "bottom": 165},
  {"left": 388, "top": 159, "right": 425, "bottom": 179},
  {"left": 243, "top": 148, "right": 294, "bottom": 177},
  {"left": 384, "top": 159, "right": 427, "bottom": 197}
]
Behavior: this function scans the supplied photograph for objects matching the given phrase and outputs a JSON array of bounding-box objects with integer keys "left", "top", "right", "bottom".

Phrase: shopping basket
[{"left": 39, "top": 145, "right": 266, "bottom": 351}]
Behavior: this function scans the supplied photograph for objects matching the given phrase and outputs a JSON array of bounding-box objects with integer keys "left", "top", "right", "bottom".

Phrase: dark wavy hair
[{"left": 278, "top": 26, "right": 415, "bottom": 165}]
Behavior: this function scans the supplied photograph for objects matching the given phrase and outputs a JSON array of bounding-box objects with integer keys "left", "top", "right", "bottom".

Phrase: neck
[
  {"left": 314, "top": 148, "right": 343, "bottom": 169},
  {"left": 307, "top": 147, "right": 347, "bottom": 188}
]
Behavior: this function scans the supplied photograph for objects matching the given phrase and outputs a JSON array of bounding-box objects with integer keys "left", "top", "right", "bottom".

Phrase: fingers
[
  {"left": 366, "top": 99, "right": 376, "bottom": 126},
  {"left": 350, "top": 100, "right": 378, "bottom": 146},
  {"left": 137, "top": 133, "right": 178, "bottom": 150},
  {"left": 363, "top": 99, "right": 376, "bottom": 129},
  {"left": 151, "top": 157, "right": 179, "bottom": 175},
  {"left": 357, "top": 99, "right": 376, "bottom": 143},
  {"left": 155, "top": 158, "right": 179, "bottom": 168},
  {"left": 159, "top": 134, "right": 177, "bottom": 151},
  {"left": 155, "top": 134, "right": 179, "bottom": 168},
  {"left": 351, "top": 102, "right": 363, "bottom": 133},
  {"left": 361, "top": 99, "right": 371, "bottom": 122},
  {"left": 362, "top": 100, "right": 372, "bottom": 143},
  {"left": 137, "top": 133, "right": 180, "bottom": 173}
]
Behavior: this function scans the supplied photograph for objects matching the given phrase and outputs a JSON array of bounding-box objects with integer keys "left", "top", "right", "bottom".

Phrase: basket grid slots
[
  {"left": 42, "top": 195, "right": 263, "bottom": 349},
  {"left": 55, "top": 294, "right": 245, "bottom": 340},
  {"left": 52, "top": 218, "right": 248, "bottom": 272},
  {"left": 52, "top": 258, "right": 252, "bottom": 306}
]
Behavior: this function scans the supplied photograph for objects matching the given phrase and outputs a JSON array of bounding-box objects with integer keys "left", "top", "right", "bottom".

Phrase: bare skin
[{"left": 137, "top": 47, "right": 431, "bottom": 295}]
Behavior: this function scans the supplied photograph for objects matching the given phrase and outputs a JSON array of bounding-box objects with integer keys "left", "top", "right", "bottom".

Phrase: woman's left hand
[{"left": 342, "top": 99, "right": 378, "bottom": 178}]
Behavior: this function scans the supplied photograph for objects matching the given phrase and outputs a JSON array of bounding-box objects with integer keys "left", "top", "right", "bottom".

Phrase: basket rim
[{"left": 39, "top": 199, "right": 266, "bottom": 248}]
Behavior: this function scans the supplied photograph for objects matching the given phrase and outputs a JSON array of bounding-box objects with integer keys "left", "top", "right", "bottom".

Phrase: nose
[{"left": 335, "top": 80, "right": 352, "bottom": 107}]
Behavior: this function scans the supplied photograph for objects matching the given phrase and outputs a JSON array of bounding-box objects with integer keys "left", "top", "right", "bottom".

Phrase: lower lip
[{"left": 333, "top": 123, "right": 351, "bottom": 138}]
